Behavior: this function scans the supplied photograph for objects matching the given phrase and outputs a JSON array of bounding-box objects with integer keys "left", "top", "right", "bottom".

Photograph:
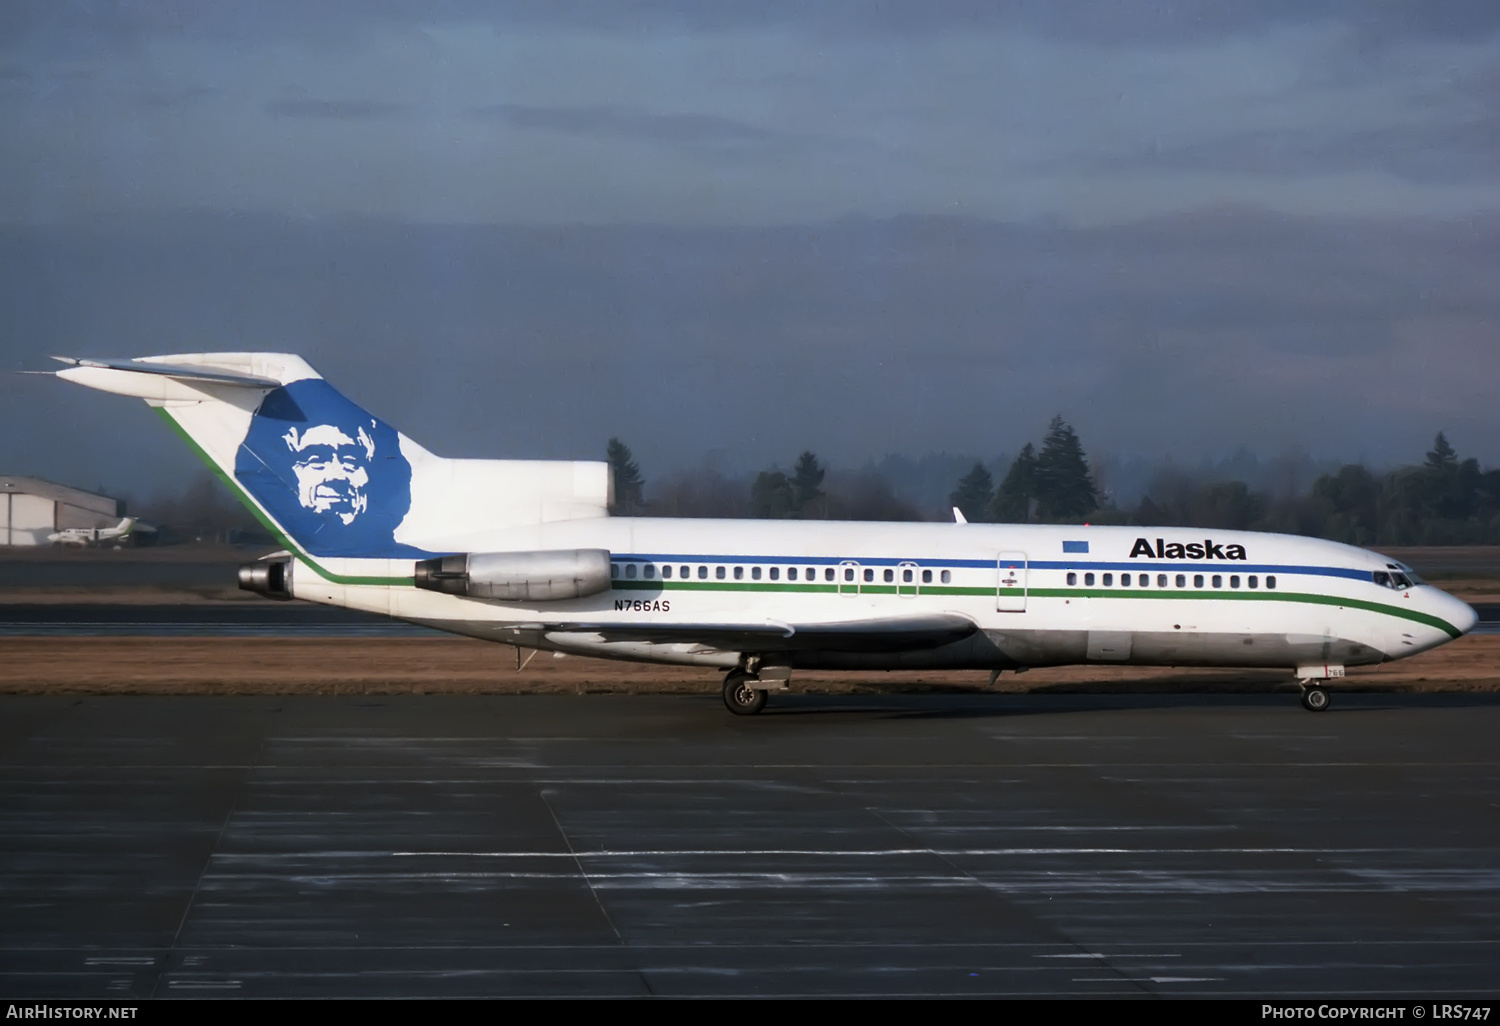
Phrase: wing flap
[{"left": 544, "top": 613, "right": 977, "bottom": 654}]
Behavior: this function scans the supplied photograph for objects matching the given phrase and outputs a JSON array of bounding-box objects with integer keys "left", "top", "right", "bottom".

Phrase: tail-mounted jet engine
[
  {"left": 238, "top": 558, "right": 293, "bottom": 600},
  {"left": 414, "top": 549, "right": 612, "bottom": 602}
]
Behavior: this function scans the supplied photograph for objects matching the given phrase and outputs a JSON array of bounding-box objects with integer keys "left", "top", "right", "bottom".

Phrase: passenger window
[
  {"left": 1102, "top": 573, "right": 1113, "bottom": 587},
  {"left": 903, "top": 569, "right": 913, "bottom": 583},
  {"left": 864, "top": 568, "right": 874, "bottom": 583},
  {"left": 1084, "top": 573, "right": 1095, "bottom": 586},
  {"left": 1230, "top": 575, "right": 1240, "bottom": 589},
  {"left": 611, "top": 564, "right": 620, "bottom": 579},
  {"left": 787, "top": 567, "right": 797, "bottom": 581},
  {"left": 625, "top": 564, "right": 638, "bottom": 579},
  {"left": 1193, "top": 574, "right": 1204, "bottom": 588},
  {"left": 681, "top": 565, "right": 690, "bottom": 578},
  {"left": 844, "top": 568, "right": 854, "bottom": 582},
  {"left": 807, "top": 567, "right": 816, "bottom": 580},
  {"left": 922, "top": 570, "right": 932, "bottom": 584},
  {"left": 884, "top": 569, "right": 894, "bottom": 583},
  {"left": 1067, "top": 572, "right": 1077, "bottom": 586},
  {"left": 733, "top": 567, "right": 743, "bottom": 580},
  {"left": 1248, "top": 575, "right": 1258, "bottom": 589},
  {"left": 715, "top": 566, "right": 725, "bottom": 580},
  {"left": 1266, "top": 575, "right": 1276, "bottom": 589},
  {"left": 644, "top": 564, "right": 655, "bottom": 579},
  {"left": 699, "top": 566, "right": 709, "bottom": 579},
  {"left": 1158, "top": 574, "right": 1168, "bottom": 587},
  {"left": 769, "top": 567, "right": 779, "bottom": 581},
  {"left": 662, "top": 566, "right": 672, "bottom": 579},
  {"left": 1176, "top": 574, "right": 1186, "bottom": 587},
  {"left": 1121, "top": 573, "right": 1132, "bottom": 587},
  {"left": 941, "top": 570, "right": 951, "bottom": 584},
  {"left": 1212, "top": 575, "right": 1222, "bottom": 588},
  {"left": 751, "top": 567, "right": 762, "bottom": 580},
  {"left": 826, "top": 568, "right": 835, "bottom": 581}
]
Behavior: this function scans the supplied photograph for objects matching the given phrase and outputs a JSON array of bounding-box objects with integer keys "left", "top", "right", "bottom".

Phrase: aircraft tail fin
[{"left": 50, "top": 354, "right": 610, "bottom": 563}]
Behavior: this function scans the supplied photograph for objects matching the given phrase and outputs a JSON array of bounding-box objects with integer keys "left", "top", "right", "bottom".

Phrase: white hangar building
[{"left": 1, "top": 476, "right": 120, "bottom": 546}]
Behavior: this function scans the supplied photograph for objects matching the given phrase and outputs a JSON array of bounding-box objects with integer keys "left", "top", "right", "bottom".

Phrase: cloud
[
  {"left": 471, "top": 103, "right": 795, "bottom": 152},
  {"left": 4, "top": 209, "right": 1498, "bottom": 500},
  {"left": 264, "top": 98, "right": 401, "bottom": 120},
  {"left": 5, "top": 1, "right": 1500, "bottom": 48},
  {"left": 1072, "top": 121, "right": 1500, "bottom": 186}
]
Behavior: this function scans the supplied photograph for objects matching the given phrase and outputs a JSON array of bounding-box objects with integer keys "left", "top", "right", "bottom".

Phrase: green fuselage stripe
[
  {"left": 612, "top": 580, "right": 1463, "bottom": 638},
  {"left": 152, "top": 406, "right": 415, "bottom": 587}
]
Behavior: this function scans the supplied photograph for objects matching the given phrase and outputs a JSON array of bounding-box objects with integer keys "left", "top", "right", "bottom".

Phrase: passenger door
[
  {"left": 997, "top": 551, "right": 1027, "bottom": 612},
  {"left": 897, "top": 561, "right": 919, "bottom": 598},
  {"left": 838, "top": 561, "right": 860, "bottom": 596}
]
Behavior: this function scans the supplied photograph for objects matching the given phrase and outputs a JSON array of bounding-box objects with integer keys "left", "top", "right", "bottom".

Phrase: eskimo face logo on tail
[
  {"left": 233, "top": 380, "right": 429, "bottom": 558},
  {"left": 283, "top": 423, "right": 374, "bottom": 524}
]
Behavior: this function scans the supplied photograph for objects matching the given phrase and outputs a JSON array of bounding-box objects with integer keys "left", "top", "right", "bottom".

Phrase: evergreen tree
[
  {"left": 1424, "top": 432, "right": 1458, "bottom": 471},
  {"left": 790, "top": 451, "right": 826, "bottom": 516},
  {"left": 1034, "top": 416, "right": 1096, "bottom": 519},
  {"left": 989, "top": 443, "right": 1038, "bottom": 522},
  {"left": 606, "top": 437, "right": 644, "bottom": 514},
  {"left": 749, "top": 470, "right": 796, "bottom": 518},
  {"left": 949, "top": 463, "right": 994, "bottom": 523}
]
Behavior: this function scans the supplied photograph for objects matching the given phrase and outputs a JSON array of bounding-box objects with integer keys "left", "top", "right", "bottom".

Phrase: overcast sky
[{"left": 2, "top": 1, "right": 1498, "bottom": 496}]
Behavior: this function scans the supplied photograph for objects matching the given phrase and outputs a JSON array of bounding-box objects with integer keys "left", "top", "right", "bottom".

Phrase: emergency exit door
[{"left": 997, "top": 551, "right": 1027, "bottom": 612}]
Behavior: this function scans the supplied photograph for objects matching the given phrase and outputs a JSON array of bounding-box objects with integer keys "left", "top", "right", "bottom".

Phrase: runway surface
[{"left": 1, "top": 693, "right": 1498, "bottom": 998}]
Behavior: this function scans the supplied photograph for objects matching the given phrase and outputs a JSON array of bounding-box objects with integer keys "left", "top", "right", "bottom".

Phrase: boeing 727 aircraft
[{"left": 48, "top": 353, "right": 1477, "bottom": 714}]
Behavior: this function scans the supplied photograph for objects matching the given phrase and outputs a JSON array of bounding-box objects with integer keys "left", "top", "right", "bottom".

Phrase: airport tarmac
[{"left": 2, "top": 693, "right": 1498, "bottom": 998}]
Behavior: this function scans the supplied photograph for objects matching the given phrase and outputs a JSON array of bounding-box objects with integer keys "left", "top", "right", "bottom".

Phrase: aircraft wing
[{"left": 541, "top": 612, "right": 978, "bottom": 654}]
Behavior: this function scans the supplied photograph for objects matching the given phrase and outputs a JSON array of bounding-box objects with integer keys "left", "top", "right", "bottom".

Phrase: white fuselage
[
  {"left": 46, "top": 352, "right": 1475, "bottom": 679},
  {"left": 284, "top": 518, "right": 1477, "bottom": 673}
]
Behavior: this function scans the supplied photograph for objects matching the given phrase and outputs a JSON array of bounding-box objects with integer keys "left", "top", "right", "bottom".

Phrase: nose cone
[{"left": 1444, "top": 594, "right": 1479, "bottom": 637}]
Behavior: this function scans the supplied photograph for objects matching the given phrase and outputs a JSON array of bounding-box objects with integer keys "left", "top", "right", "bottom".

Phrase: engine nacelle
[
  {"left": 414, "top": 549, "right": 612, "bottom": 602},
  {"left": 238, "top": 558, "right": 293, "bottom": 600}
]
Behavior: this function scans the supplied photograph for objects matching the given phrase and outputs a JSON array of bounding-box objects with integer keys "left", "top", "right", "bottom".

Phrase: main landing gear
[
  {"left": 722, "top": 669, "right": 767, "bottom": 716},
  {"left": 721, "top": 659, "right": 792, "bottom": 716}
]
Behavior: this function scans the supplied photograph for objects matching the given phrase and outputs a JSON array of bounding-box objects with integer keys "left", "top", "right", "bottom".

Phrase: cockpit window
[
  {"left": 1383, "top": 563, "right": 1421, "bottom": 588},
  {"left": 1375, "top": 568, "right": 1414, "bottom": 590}
]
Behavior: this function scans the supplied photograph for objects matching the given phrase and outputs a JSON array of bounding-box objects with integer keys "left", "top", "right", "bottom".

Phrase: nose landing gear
[
  {"left": 1299, "top": 684, "right": 1331, "bottom": 712},
  {"left": 1294, "top": 664, "right": 1342, "bottom": 713}
]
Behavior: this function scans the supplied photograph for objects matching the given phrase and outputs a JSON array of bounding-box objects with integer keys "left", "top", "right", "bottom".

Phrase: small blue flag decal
[{"left": 1062, "top": 540, "right": 1089, "bottom": 554}]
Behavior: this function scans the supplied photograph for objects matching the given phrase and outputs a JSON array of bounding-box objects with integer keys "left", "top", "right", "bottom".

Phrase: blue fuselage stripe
[{"left": 615, "top": 553, "right": 1372, "bottom": 582}]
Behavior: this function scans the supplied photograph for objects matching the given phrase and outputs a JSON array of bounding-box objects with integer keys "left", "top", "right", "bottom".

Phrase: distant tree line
[
  {"left": 612, "top": 426, "right": 1500, "bottom": 545},
  {"left": 114, "top": 429, "right": 1500, "bottom": 547}
]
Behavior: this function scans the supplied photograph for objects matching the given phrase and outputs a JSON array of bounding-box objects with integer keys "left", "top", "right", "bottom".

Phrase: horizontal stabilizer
[{"left": 51, "top": 356, "right": 282, "bottom": 388}]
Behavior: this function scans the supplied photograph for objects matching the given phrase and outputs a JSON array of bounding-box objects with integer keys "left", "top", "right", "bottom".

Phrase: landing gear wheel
[
  {"left": 722, "top": 671, "right": 767, "bottom": 716},
  {"left": 1300, "top": 685, "right": 1330, "bottom": 712}
]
